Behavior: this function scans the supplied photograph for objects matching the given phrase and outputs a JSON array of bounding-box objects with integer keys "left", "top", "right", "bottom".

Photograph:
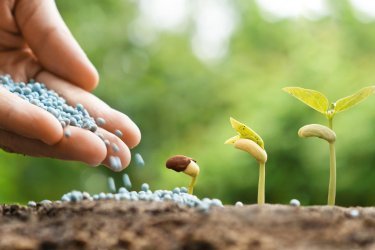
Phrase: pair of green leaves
[{"left": 283, "top": 86, "right": 375, "bottom": 118}]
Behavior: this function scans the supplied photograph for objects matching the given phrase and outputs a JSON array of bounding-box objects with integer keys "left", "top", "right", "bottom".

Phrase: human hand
[{"left": 0, "top": 0, "right": 141, "bottom": 170}]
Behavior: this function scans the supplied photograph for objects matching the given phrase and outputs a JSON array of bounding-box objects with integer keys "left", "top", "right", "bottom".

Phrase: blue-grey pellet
[
  {"left": 111, "top": 143, "right": 120, "bottom": 153},
  {"left": 134, "top": 153, "right": 145, "bottom": 167},
  {"left": 122, "top": 174, "right": 132, "bottom": 189},
  {"left": 350, "top": 209, "right": 360, "bottom": 218},
  {"left": 114, "top": 129, "right": 123, "bottom": 138},
  {"left": 235, "top": 201, "right": 244, "bottom": 207},
  {"left": 109, "top": 156, "right": 122, "bottom": 170},
  {"left": 289, "top": 199, "right": 300, "bottom": 207},
  {"left": 64, "top": 129, "right": 71, "bottom": 138},
  {"left": 27, "top": 201, "right": 37, "bottom": 207},
  {"left": 141, "top": 183, "right": 149, "bottom": 192},
  {"left": 107, "top": 177, "right": 116, "bottom": 193},
  {"left": 118, "top": 187, "right": 128, "bottom": 193},
  {"left": 96, "top": 117, "right": 106, "bottom": 126}
]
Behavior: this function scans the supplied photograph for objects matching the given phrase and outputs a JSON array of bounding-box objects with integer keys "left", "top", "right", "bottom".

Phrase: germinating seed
[
  {"left": 134, "top": 153, "right": 145, "bottom": 167},
  {"left": 122, "top": 173, "right": 132, "bottom": 189},
  {"left": 0, "top": 75, "right": 98, "bottom": 132},
  {"left": 289, "top": 199, "right": 301, "bottom": 207},
  {"left": 108, "top": 177, "right": 116, "bottom": 193}
]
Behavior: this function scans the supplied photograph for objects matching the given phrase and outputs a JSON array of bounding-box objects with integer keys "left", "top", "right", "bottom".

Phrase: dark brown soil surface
[{"left": 0, "top": 201, "right": 374, "bottom": 250}]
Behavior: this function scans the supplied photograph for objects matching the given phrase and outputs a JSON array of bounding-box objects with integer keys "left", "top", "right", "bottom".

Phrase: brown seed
[{"left": 166, "top": 155, "right": 196, "bottom": 172}]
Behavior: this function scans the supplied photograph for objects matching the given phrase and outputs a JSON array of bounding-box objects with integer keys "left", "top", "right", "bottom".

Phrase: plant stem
[
  {"left": 328, "top": 142, "right": 336, "bottom": 205},
  {"left": 188, "top": 176, "right": 197, "bottom": 195},
  {"left": 328, "top": 117, "right": 333, "bottom": 129},
  {"left": 258, "top": 162, "right": 266, "bottom": 205}
]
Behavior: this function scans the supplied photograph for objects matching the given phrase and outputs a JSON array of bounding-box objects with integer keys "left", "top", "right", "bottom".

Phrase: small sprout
[
  {"left": 225, "top": 117, "right": 267, "bottom": 205},
  {"left": 289, "top": 199, "right": 301, "bottom": 207},
  {"left": 107, "top": 177, "right": 116, "bottom": 193},
  {"left": 166, "top": 155, "right": 200, "bottom": 195},
  {"left": 284, "top": 86, "right": 375, "bottom": 206}
]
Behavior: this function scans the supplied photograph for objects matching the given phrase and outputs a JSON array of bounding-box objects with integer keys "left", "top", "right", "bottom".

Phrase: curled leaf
[
  {"left": 334, "top": 86, "right": 375, "bottom": 113},
  {"left": 229, "top": 117, "right": 264, "bottom": 149},
  {"left": 283, "top": 87, "right": 329, "bottom": 114}
]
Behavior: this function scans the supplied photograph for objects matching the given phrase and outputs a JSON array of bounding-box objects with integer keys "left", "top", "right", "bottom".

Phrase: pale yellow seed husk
[
  {"left": 234, "top": 139, "right": 267, "bottom": 163},
  {"left": 183, "top": 161, "right": 200, "bottom": 177},
  {"left": 298, "top": 124, "right": 336, "bottom": 143}
]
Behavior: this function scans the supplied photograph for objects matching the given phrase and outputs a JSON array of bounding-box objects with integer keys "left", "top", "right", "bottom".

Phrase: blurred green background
[{"left": 0, "top": 0, "right": 374, "bottom": 206}]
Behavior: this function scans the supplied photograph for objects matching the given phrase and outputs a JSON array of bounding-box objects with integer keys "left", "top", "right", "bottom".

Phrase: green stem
[
  {"left": 328, "top": 117, "right": 333, "bottom": 129},
  {"left": 328, "top": 142, "right": 336, "bottom": 206},
  {"left": 188, "top": 176, "right": 197, "bottom": 195},
  {"left": 258, "top": 162, "right": 265, "bottom": 205}
]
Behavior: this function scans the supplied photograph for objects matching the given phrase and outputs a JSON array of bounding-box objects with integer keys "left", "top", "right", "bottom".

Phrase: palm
[{"left": 0, "top": 0, "right": 140, "bottom": 170}]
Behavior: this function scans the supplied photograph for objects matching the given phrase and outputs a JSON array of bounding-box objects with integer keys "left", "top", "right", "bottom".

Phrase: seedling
[
  {"left": 225, "top": 117, "right": 267, "bottom": 205},
  {"left": 166, "top": 155, "right": 200, "bottom": 194},
  {"left": 284, "top": 86, "right": 375, "bottom": 205}
]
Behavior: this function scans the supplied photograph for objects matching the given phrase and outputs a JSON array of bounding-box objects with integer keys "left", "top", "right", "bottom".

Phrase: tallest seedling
[{"left": 283, "top": 86, "right": 375, "bottom": 205}]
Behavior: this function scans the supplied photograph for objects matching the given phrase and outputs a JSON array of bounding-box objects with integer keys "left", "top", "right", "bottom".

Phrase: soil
[{"left": 0, "top": 201, "right": 374, "bottom": 250}]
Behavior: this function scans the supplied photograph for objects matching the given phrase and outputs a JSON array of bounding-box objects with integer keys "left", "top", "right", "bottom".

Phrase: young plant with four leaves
[
  {"left": 225, "top": 117, "right": 267, "bottom": 205},
  {"left": 283, "top": 86, "right": 375, "bottom": 205}
]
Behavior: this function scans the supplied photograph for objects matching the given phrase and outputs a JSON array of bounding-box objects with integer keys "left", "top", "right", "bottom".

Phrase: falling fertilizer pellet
[
  {"left": 109, "top": 156, "right": 122, "bottom": 170},
  {"left": 122, "top": 173, "right": 132, "bottom": 189},
  {"left": 108, "top": 177, "right": 116, "bottom": 193},
  {"left": 134, "top": 153, "right": 145, "bottom": 167},
  {"left": 0, "top": 75, "right": 98, "bottom": 132}
]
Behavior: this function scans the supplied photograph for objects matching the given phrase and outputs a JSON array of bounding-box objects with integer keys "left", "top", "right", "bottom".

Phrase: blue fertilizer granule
[
  {"left": 0, "top": 75, "right": 97, "bottom": 132},
  {"left": 60, "top": 183, "right": 223, "bottom": 212}
]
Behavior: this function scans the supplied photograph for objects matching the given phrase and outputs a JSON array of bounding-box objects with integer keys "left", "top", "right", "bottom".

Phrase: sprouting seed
[
  {"left": 134, "top": 153, "right": 145, "bottom": 167},
  {"left": 111, "top": 143, "right": 120, "bottom": 153},
  {"left": 108, "top": 177, "right": 116, "bottom": 193},
  {"left": 115, "top": 129, "right": 123, "bottom": 138},
  {"left": 96, "top": 117, "right": 106, "bottom": 126},
  {"left": 166, "top": 155, "right": 200, "bottom": 195},
  {"left": 122, "top": 173, "right": 132, "bottom": 189},
  {"left": 64, "top": 129, "right": 71, "bottom": 138}
]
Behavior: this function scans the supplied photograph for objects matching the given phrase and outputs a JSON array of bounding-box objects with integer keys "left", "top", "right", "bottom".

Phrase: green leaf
[
  {"left": 283, "top": 87, "right": 329, "bottom": 114},
  {"left": 229, "top": 117, "right": 264, "bottom": 149},
  {"left": 334, "top": 86, "right": 375, "bottom": 113}
]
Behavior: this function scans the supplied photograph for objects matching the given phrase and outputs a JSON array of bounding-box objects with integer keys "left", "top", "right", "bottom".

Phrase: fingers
[
  {"left": 0, "top": 85, "right": 62, "bottom": 145},
  {"left": 37, "top": 72, "right": 141, "bottom": 149},
  {"left": 0, "top": 126, "right": 107, "bottom": 166},
  {"left": 96, "top": 128, "right": 131, "bottom": 171},
  {"left": 14, "top": 0, "right": 98, "bottom": 91}
]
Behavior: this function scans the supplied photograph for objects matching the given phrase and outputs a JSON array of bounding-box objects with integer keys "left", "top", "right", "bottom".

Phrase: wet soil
[{"left": 0, "top": 201, "right": 374, "bottom": 250}]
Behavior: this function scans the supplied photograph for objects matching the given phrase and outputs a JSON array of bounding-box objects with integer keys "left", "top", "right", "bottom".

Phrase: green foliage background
[{"left": 0, "top": 0, "right": 374, "bottom": 206}]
